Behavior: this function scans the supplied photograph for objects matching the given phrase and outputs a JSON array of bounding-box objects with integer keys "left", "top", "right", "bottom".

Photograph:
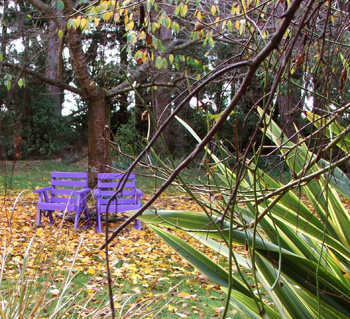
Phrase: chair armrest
[
  {"left": 135, "top": 188, "right": 144, "bottom": 197},
  {"left": 75, "top": 188, "right": 91, "bottom": 196},
  {"left": 33, "top": 187, "right": 52, "bottom": 194},
  {"left": 93, "top": 189, "right": 102, "bottom": 197}
]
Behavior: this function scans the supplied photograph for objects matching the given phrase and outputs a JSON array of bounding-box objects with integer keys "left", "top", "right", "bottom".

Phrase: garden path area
[{"left": 0, "top": 168, "right": 237, "bottom": 318}]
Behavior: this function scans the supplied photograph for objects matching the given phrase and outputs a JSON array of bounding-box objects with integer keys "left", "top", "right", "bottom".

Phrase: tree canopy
[{"left": 1, "top": 0, "right": 350, "bottom": 183}]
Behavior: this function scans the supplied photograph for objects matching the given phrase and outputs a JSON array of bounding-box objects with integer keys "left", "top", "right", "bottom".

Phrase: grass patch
[{"left": 0, "top": 160, "right": 85, "bottom": 192}]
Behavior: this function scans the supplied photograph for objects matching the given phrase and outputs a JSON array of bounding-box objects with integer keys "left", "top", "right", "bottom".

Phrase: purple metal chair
[
  {"left": 33, "top": 172, "right": 91, "bottom": 229},
  {"left": 94, "top": 173, "right": 144, "bottom": 233}
]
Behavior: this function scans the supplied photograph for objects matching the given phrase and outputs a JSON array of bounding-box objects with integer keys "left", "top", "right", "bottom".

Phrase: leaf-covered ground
[{"left": 0, "top": 191, "right": 238, "bottom": 318}]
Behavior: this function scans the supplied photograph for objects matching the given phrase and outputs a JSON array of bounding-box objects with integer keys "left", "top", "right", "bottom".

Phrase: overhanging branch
[
  {"left": 106, "top": 77, "right": 185, "bottom": 98},
  {"left": 1, "top": 61, "right": 85, "bottom": 96}
]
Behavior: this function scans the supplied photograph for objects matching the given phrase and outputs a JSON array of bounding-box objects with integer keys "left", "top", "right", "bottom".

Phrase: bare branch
[
  {"left": 101, "top": 0, "right": 305, "bottom": 250},
  {"left": 1, "top": 61, "right": 85, "bottom": 95},
  {"left": 106, "top": 38, "right": 204, "bottom": 98},
  {"left": 26, "top": 0, "right": 65, "bottom": 29}
]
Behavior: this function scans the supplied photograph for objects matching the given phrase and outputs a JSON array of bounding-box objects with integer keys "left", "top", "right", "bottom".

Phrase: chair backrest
[
  {"left": 51, "top": 172, "right": 89, "bottom": 203},
  {"left": 96, "top": 173, "right": 139, "bottom": 208}
]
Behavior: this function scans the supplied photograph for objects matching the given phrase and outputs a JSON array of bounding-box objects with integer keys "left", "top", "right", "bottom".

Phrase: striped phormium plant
[{"left": 134, "top": 107, "right": 350, "bottom": 319}]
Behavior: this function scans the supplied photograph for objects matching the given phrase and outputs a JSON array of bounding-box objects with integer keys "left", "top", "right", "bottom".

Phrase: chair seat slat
[
  {"left": 51, "top": 189, "right": 80, "bottom": 195},
  {"left": 98, "top": 181, "right": 136, "bottom": 188},
  {"left": 52, "top": 180, "right": 88, "bottom": 187},
  {"left": 38, "top": 203, "right": 77, "bottom": 211},
  {"left": 95, "top": 190, "right": 135, "bottom": 196},
  {"left": 52, "top": 172, "right": 88, "bottom": 179},
  {"left": 51, "top": 197, "right": 79, "bottom": 204}
]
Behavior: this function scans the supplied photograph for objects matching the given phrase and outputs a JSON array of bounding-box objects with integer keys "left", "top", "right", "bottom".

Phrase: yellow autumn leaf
[
  {"left": 114, "top": 13, "right": 120, "bottom": 23},
  {"left": 235, "top": 20, "right": 240, "bottom": 31},
  {"left": 74, "top": 16, "right": 81, "bottom": 28},
  {"left": 139, "top": 31, "right": 146, "bottom": 40},
  {"left": 130, "top": 33, "right": 137, "bottom": 44},
  {"left": 101, "top": 1, "right": 108, "bottom": 11},
  {"left": 239, "top": 19, "right": 246, "bottom": 35},
  {"left": 103, "top": 11, "right": 111, "bottom": 22},
  {"left": 242, "top": 0, "right": 247, "bottom": 12},
  {"left": 177, "top": 292, "right": 191, "bottom": 298},
  {"left": 86, "top": 267, "right": 96, "bottom": 275},
  {"left": 211, "top": 5, "right": 216, "bottom": 16},
  {"left": 166, "top": 305, "right": 178, "bottom": 312},
  {"left": 227, "top": 20, "right": 233, "bottom": 32},
  {"left": 141, "top": 52, "right": 148, "bottom": 63},
  {"left": 80, "top": 18, "right": 88, "bottom": 29},
  {"left": 125, "top": 21, "right": 134, "bottom": 31},
  {"left": 114, "top": 302, "right": 122, "bottom": 309},
  {"left": 181, "top": 4, "right": 188, "bottom": 17},
  {"left": 81, "top": 256, "right": 90, "bottom": 264},
  {"left": 222, "top": 20, "right": 226, "bottom": 30},
  {"left": 36, "top": 228, "right": 45, "bottom": 236},
  {"left": 85, "top": 288, "right": 94, "bottom": 295}
]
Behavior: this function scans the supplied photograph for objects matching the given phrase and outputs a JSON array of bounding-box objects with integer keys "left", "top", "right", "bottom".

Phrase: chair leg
[
  {"left": 37, "top": 209, "right": 42, "bottom": 226},
  {"left": 135, "top": 219, "right": 141, "bottom": 230},
  {"left": 84, "top": 207, "right": 91, "bottom": 228},
  {"left": 95, "top": 210, "right": 102, "bottom": 233},
  {"left": 48, "top": 211, "right": 54, "bottom": 225},
  {"left": 74, "top": 209, "right": 80, "bottom": 230},
  {"left": 38, "top": 209, "right": 54, "bottom": 226}
]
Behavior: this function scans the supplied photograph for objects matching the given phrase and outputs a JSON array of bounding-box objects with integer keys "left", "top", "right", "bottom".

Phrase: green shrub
[{"left": 114, "top": 115, "right": 143, "bottom": 163}]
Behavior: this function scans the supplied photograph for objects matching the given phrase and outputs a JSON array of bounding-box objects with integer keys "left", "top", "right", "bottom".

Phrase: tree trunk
[
  {"left": 87, "top": 88, "right": 111, "bottom": 188},
  {"left": 153, "top": 77, "right": 174, "bottom": 153},
  {"left": 66, "top": 13, "right": 111, "bottom": 187},
  {"left": 45, "top": 19, "right": 63, "bottom": 114},
  {"left": 277, "top": 91, "right": 302, "bottom": 143},
  {"left": 111, "top": 30, "right": 129, "bottom": 129},
  {"left": 135, "top": 73, "right": 150, "bottom": 137},
  {"left": 153, "top": 25, "right": 174, "bottom": 153}
]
